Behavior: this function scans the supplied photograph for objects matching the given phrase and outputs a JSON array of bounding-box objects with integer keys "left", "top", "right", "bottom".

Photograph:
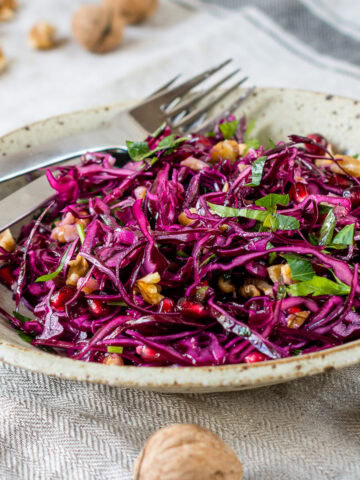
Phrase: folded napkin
[{"left": 1, "top": 1, "right": 360, "bottom": 479}]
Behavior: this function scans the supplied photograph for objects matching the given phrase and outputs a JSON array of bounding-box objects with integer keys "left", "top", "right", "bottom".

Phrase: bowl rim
[{"left": 1, "top": 86, "right": 360, "bottom": 392}]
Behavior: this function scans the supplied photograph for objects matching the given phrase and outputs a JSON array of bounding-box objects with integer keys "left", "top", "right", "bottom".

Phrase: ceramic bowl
[{"left": 1, "top": 87, "right": 360, "bottom": 393}]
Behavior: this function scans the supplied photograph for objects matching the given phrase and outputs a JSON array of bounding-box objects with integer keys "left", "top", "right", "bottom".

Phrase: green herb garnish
[
  {"left": 333, "top": 224, "right": 355, "bottom": 246},
  {"left": 127, "top": 134, "right": 188, "bottom": 165},
  {"left": 151, "top": 122, "right": 167, "bottom": 138},
  {"left": 13, "top": 312, "right": 32, "bottom": 324},
  {"left": 219, "top": 119, "right": 239, "bottom": 140},
  {"left": 35, "top": 246, "right": 71, "bottom": 282},
  {"left": 281, "top": 253, "right": 315, "bottom": 282},
  {"left": 207, "top": 202, "right": 299, "bottom": 231},
  {"left": 126, "top": 141, "right": 150, "bottom": 162},
  {"left": 318, "top": 209, "right": 336, "bottom": 246},
  {"left": 287, "top": 275, "right": 350, "bottom": 297},
  {"left": 76, "top": 223, "right": 85, "bottom": 244},
  {"left": 107, "top": 346, "right": 124, "bottom": 354},
  {"left": 18, "top": 331, "right": 34, "bottom": 343},
  {"left": 255, "top": 194, "right": 289, "bottom": 211},
  {"left": 246, "top": 156, "right": 267, "bottom": 187}
]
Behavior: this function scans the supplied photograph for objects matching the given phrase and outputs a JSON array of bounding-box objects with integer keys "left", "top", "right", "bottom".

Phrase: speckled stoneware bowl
[{"left": 1, "top": 87, "right": 360, "bottom": 393}]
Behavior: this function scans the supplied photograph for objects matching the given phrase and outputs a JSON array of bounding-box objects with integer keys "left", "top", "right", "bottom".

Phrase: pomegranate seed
[
  {"left": 177, "top": 298, "right": 208, "bottom": 319},
  {"left": 343, "top": 186, "right": 360, "bottom": 208},
  {"left": 289, "top": 182, "right": 309, "bottom": 203},
  {"left": 136, "top": 345, "right": 166, "bottom": 363},
  {"left": 50, "top": 285, "right": 76, "bottom": 311},
  {"left": 197, "top": 135, "right": 214, "bottom": 147},
  {"left": 159, "top": 298, "right": 175, "bottom": 313},
  {"left": 328, "top": 173, "right": 351, "bottom": 188},
  {"left": 303, "top": 133, "right": 328, "bottom": 156},
  {"left": 87, "top": 298, "right": 110, "bottom": 317},
  {"left": 244, "top": 352, "right": 267, "bottom": 363},
  {"left": 288, "top": 306, "right": 301, "bottom": 314},
  {"left": 0, "top": 266, "right": 15, "bottom": 287}
]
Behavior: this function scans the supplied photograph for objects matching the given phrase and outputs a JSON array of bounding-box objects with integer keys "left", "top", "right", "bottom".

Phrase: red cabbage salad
[{"left": 1, "top": 118, "right": 360, "bottom": 367}]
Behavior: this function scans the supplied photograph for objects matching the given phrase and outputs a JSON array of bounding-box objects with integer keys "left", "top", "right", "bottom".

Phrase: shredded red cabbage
[{"left": 1, "top": 120, "right": 360, "bottom": 366}]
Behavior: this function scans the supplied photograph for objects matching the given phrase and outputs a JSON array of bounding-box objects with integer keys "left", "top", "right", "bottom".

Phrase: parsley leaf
[
  {"left": 207, "top": 202, "right": 299, "bottom": 230},
  {"left": 158, "top": 134, "right": 176, "bottom": 148},
  {"left": 207, "top": 202, "right": 244, "bottom": 218},
  {"left": 219, "top": 120, "right": 239, "bottom": 140},
  {"left": 244, "top": 119, "right": 260, "bottom": 150},
  {"left": 255, "top": 194, "right": 289, "bottom": 211},
  {"left": 76, "top": 223, "right": 85, "bottom": 244},
  {"left": 281, "top": 253, "right": 315, "bottom": 282},
  {"left": 246, "top": 156, "right": 267, "bottom": 187},
  {"left": 126, "top": 135, "right": 188, "bottom": 163},
  {"left": 151, "top": 122, "right": 166, "bottom": 138},
  {"left": 268, "top": 138, "right": 276, "bottom": 148},
  {"left": 276, "top": 214, "right": 300, "bottom": 231},
  {"left": 13, "top": 311, "right": 32, "bottom": 323},
  {"left": 287, "top": 275, "right": 350, "bottom": 297},
  {"left": 266, "top": 241, "right": 277, "bottom": 264},
  {"left": 107, "top": 346, "right": 124, "bottom": 354},
  {"left": 244, "top": 119, "right": 256, "bottom": 142},
  {"left": 333, "top": 224, "right": 355, "bottom": 246},
  {"left": 126, "top": 141, "right": 150, "bottom": 162},
  {"left": 35, "top": 246, "right": 71, "bottom": 282},
  {"left": 318, "top": 209, "right": 336, "bottom": 246},
  {"left": 245, "top": 139, "right": 261, "bottom": 150},
  {"left": 17, "top": 331, "right": 34, "bottom": 343}
]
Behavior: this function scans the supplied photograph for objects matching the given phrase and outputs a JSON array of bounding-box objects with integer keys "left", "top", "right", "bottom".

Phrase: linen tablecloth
[{"left": 1, "top": 1, "right": 360, "bottom": 478}]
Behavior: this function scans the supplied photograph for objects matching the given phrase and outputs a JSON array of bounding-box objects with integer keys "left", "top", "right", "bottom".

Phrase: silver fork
[
  {"left": 0, "top": 59, "right": 251, "bottom": 184},
  {"left": 0, "top": 61, "right": 253, "bottom": 231}
]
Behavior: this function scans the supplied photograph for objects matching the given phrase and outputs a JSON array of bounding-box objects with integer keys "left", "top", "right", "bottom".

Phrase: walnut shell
[
  {"left": 72, "top": 4, "right": 124, "bottom": 54},
  {"left": 103, "top": 0, "right": 158, "bottom": 24},
  {"left": 134, "top": 424, "right": 243, "bottom": 480}
]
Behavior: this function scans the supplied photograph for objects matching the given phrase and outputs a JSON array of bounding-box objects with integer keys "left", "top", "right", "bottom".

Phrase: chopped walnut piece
[
  {"left": 181, "top": 156, "right": 208, "bottom": 172},
  {"left": 135, "top": 272, "right": 164, "bottom": 305},
  {"left": 0, "top": 229, "right": 15, "bottom": 252},
  {"left": 238, "top": 143, "right": 247, "bottom": 156},
  {"left": 210, "top": 140, "right": 239, "bottom": 164},
  {"left": 240, "top": 278, "right": 273, "bottom": 298},
  {"left": 331, "top": 154, "right": 360, "bottom": 178},
  {"left": 28, "top": 22, "right": 56, "bottom": 50},
  {"left": 51, "top": 212, "right": 89, "bottom": 243},
  {"left": 267, "top": 264, "right": 293, "bottom": 285},
  {"left": 178, "top": 208, "right": 197, "bottom": 226},
  {"left": 0, "top": 47, "right": 7, "bottom": 73},
  {"left": 0, "top": 0, "right": 17, "bottom": 21},
  {"left": 218, "top": 275, "right": 235, "bottom": 294},
  {"left": 103, "top": 353, "right": 124, "bottom": 366},
  {"left": 240, "top": 283, "right": 261, "bottom": 298},
  {"left": 51, "top": 224, "right": 79, "bottom": 243},
  {"left": 287, "top": 310, "right": 310, "bottom": 329},
  {"left": 66, "top": 255, "right": 89, "bottom": 286}
]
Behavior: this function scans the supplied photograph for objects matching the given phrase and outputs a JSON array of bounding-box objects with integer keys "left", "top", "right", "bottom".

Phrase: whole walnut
[
  {"left": 134, "top": 424, "right": 243, "bottom": 480},
  {"left": 72, "top": 4, "right": 124, "bottom": 53},
  {"left": 103, "top": 0, "right": 158, "bottom": 24}
]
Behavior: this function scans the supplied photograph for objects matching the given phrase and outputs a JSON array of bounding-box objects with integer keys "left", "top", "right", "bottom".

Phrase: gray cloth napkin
[
  {"left": 1, "top": 363, "right": 360, "bottom": 480},
  {"left": 1, "top": 1, "right": 360, "bottom": 479}
]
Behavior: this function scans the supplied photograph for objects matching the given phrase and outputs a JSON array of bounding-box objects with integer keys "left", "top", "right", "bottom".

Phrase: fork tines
[{"left": 131, "top": 59, "right": 252, "bottom": 134}]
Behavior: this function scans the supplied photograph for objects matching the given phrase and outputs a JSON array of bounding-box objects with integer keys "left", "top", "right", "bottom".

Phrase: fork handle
[{"left": 0, "top": 114, "right": 148, "bottom": 183}]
